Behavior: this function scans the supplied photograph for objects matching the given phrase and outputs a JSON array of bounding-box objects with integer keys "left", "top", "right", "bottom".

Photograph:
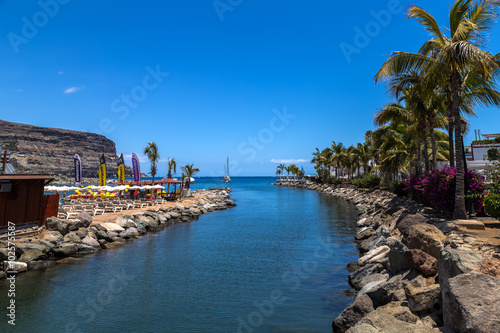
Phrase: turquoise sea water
[{"left": 1, "top": 177, "right": 358, "bottom": 333}]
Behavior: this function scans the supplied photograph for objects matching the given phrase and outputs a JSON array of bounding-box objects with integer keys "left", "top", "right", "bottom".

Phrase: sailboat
[{"left": 222, "top": 156, "right": 231, "bottom": 183}]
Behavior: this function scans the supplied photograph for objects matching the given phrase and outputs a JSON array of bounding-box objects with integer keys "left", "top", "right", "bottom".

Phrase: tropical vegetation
[
  {"left": 310, "top": 0, "right": 500, "bottom": 219},
  {"left": 181, "top": 164, "right": 200, "bottom": 189},
  {"left": 167, "top": 158, "right": 177, "bottom": 179},
  {"left": 144, "top": 141, "right": 160, "bottom": 183}
]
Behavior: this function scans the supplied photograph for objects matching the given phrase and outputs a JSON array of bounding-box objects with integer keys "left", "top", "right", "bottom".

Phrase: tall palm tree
[
  {"left": 331, "top": 141, "right": 345, "bottom": 179},
  {"left": 144, "top": 142, "right": 160, "bottom": 184},
  {"left": 180, "top": 164, "right": 200, "bottom": 189},
  {"left": 167, "top": 158, "right": 177, "bottom": 179},
  {"left": 375, "top": 0, "right": 500, "bottom": 219},
  {"left": 277, "top": 163, "right": 286, "bottom": 176}
]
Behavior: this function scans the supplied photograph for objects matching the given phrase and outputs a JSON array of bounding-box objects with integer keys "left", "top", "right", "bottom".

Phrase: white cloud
[
  {"left": 270, "top": 159, "right": 309, "bottom": 164},
  {"left": 64, "top": 86, "right": 82, "bottom": 94},
  {"left": 122, "top": 153, "right": 148, "bottom": 163},
  {"left": 58, "top": 71, "right": 64, "bottom": 75}
]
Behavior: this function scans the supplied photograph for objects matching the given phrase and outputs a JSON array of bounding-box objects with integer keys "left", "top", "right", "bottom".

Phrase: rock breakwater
[
  {"left": 0, "top": 188, "right": 236, "bottom": 280},
  {"left": 275, "top": 181, "right": 500, "bottom": 333}
]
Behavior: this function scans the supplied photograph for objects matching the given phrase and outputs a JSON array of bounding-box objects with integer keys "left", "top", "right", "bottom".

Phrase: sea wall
[
  {"left": 276, "top": 181, "right": 500, "bottom": 333},
  {"left": 0, "top": 189, "right": 236, "bottom": 280}
]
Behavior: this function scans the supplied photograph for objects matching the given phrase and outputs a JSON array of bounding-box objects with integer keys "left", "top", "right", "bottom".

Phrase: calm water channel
[{"left": 0, "top": 177, "right": 358, "bottom": 333}]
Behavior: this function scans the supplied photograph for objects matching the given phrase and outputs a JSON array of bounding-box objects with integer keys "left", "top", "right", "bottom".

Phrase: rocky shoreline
[
  {"left": 275, "top": 181, "right": 500, "bottom": 333},
  {"left": 0, "top": 188, "right": 236, "bottom": 280}
]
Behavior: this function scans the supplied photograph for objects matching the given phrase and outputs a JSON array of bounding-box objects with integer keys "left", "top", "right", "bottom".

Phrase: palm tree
[
  {"left": 375, "top": 0, "right": 500, "bottom": 219},
  {"left": 181, "top": 164, "right": 200, "bottom": 189},
  {"left": 331, "top": 141, "right": 345, "bottom": 178},
  {"left": 167, "top": 158, "right": 177, "bottom": 179},
  {"left": 277, "top": 163, "right": 286, "bottom": 177},
  {"left": 144, "top": 142, "right": 160, "bottom": 184}
]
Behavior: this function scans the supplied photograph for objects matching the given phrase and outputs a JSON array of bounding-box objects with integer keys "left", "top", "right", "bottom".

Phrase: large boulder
[
  {"left": 332, "top": 294, "right": 374, "bottom": 333},
  {"left": 406, "top": 224, "right": 445, "bottom": 259},
  {"left": 405, "top": 283, "right": 441, "bottom": 312},
  {"left": 389, "top": 240, "right": 411, "bottom": 274},
  {"left": 95, "top": 222, "right": 125, "bottom": 233},
  {"left": 365, "top": 275, "right": 405, "bottom": 307},
  {"left": 81, "top": 235, "right": 101, "bottom": 248},
  {"left": 438, "top": 247, "right": 483, "bottom": 289},
  {"left": 405, "top": 249, "right": 438, "bottom": 276},
  {"left": 443, "top": 272, "right": 500, "bottom": 333},
  {"left": 76, "top": 212, "right": 92, "bottom": 227},
  {"left": 358, "top": 246, "right": 390, "bottom": 266},
  {"left": 120, "top": 227, "right": 139, "bottom": 239},
  {"left": 345, "top": 308, "right": 439, "bottom": 333},
  {"left": 45, "top": 217, "right": 70, "bottom": 235},
  {"left": 395, "top": 213, "right": 428, "bottom": 237},
  {"left": 63, "top": 232, "right": 82, "bottom": 244},
  {"left": 355, "top": 227, "right": 375, "bottom": 241},
  {"left": 349, "top": 263, "right": 385, "bottom": 290},
  {"left": 38, "top": 230, "right": 64, "bottom": 245},
  {"left": 19, "top": 249, "right": 47, "bottom": 263},
  {"left": 52, "top": 243, "right": 78, "bottom": 257}
]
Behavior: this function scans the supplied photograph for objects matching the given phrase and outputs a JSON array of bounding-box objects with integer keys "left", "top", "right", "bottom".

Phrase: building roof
[
  {"left": 483, "top": 133, "right": 500, "bottom": 138},
  {"left": 0, "top": 174, "right": 54, "bottom": 181}
]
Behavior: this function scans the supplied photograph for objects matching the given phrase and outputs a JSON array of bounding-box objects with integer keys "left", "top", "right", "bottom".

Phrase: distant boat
[{"left": 222, "top": 156, "right": 231, "bottom": 183}]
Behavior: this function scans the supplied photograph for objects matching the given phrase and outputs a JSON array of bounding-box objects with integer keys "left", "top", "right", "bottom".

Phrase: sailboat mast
[{"left": 227, "top": 156, "right": 230, "bottom": 177}]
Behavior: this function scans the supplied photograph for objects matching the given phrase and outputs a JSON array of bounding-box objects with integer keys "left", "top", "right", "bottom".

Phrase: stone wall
[{"left": 276, "top": 181, "right": 500, "bottom": 333}]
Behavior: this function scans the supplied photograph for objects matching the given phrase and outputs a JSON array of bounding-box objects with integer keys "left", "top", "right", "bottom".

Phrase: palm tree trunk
[
  {"left": 429, "top": 114, "right": 437, "bottom": 170},
  {"left": 451, "top": 71, "right": 467, "bottom": 219},
  {"left": 422, "top": 128, "right": 430, "bottom": 173},
  {"left": 416, "top": 139, "right": 422, "bottom": 176},
  {"left": 447, "top": 106, "right": 455, "bottom": 167}
]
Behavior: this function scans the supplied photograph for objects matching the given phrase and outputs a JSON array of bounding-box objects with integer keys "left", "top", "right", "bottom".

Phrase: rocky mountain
[{"left": 0, "top": 119, "right": 132, "bottom": 179}]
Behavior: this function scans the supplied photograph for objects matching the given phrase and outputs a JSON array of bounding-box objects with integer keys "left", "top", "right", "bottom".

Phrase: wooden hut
[{"left": 0, "top": 174, "right": 54, "bottom": 228}]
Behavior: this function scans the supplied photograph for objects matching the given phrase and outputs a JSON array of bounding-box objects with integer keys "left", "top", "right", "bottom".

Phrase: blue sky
[{"left": 1, "top": 0, "right": 499, "bottom": 176}]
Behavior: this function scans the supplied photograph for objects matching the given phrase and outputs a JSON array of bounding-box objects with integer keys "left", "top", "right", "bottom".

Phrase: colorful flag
[
  {"left": 98, "top": 154, "right": 106, "bottom": 186},
  {"left": 74, "top": 153, "right": 82, "bottom": 186},
  {"left": 132, "top": 153, "right": 141, "bottom": 182},
  {"left": 117, "top": 153, "right": 125, "bottom": 183}
]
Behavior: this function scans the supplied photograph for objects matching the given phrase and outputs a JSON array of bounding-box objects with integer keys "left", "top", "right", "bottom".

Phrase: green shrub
[
  {"left": 351, "top": 174, "right": 381, "bottom": 189},
  {"left": 484, "top": 192, "right": 500, "bottom": 220},
  {"left": 327, "top": 177, "right": 344, "bottom": 185}
]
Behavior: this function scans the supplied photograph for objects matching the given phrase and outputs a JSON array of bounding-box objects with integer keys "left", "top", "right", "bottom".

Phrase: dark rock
[
  {"left": 76, "top": 243, "right": 98, "bottom": 254},
  {"left": 355, "top": 228, "right": 375, "bottom": 241},
  {"left": 357, "top": 235, "right": 376, "bottom": 253},
  {"left": 75, "top": 228, "right": 88, "bottom": 239},
  {"left": 347, "top": 262, "right": 360, "bottom": 273},
  {"left": 0, "top": 248, "right": 10, "bottom": 261},
  {"left": 63, "top": 232, "right": 82, "bottom": 244},
  {"left": 389, "top": 240, "right": 411, "bottom": 274},
  {"left": 395, "top": 213, "right": 428, "bottom": 237},
  {"left": 406, "top": 224, "right": 445, "bottom": 259},
  {"left": 332, "top": 294, "right": 374, "bottom": 333},
  {"left": 38, "top": 239, "right": 56, "bottom": 252},
  {"left": 46, "top": 217, "right": 70, "bottom": 235},
  {"left": 349, "top": 263, "right": 384, "bottom": 290},
  {"left": 405, "top": 249, "right": 438, "bottom": 276},
  {"left": 52, "top": 243, "right": 78, "bottom": 257},
  {"left": 443, "top": 272, "right": 500, "bottom": 333},
  {"left": 76, "top": 212, "right": 92, "bottom": 227},
  {"left": 365, "top": 275, "right": 404, "bottom": 307},
  {"left": 95, "top": 230, "right": 114, "bottom": 242},
  {"left": 19, "top": 249, "right": 47, "bottom": 263}
]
